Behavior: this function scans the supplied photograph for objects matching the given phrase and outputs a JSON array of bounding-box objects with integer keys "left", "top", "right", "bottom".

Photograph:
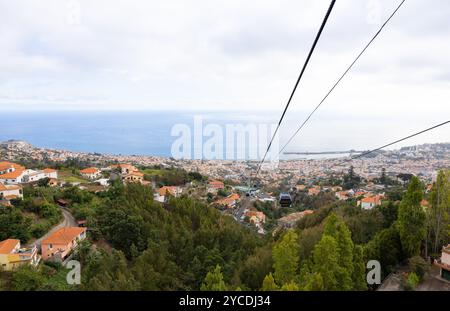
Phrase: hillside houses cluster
[
  {"left": 0, "top": 161, "right": 57, "bottom": 185},
  {"left": 0, "top": 227, "right": 86, "bottom": 271}
]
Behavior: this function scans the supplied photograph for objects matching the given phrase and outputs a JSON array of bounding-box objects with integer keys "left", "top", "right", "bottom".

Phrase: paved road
[
  {"left": 28, "top": 207, "right": 77, "bottom": 249},
  {"left": 234, "top": 197, "right": 254, "bottom": 221}
]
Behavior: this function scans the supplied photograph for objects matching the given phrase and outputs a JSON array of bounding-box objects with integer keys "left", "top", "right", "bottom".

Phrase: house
[
  {"left": 435, "top": 244, "right": 450, "bottom": 281},
  {"left": 360, "top": 195, "right": 382, "bottom": 210},
  {"left": 420, "top": 199, "right": 430, "bottom": 210},
  {"left": 122, "top": 171, "right": 144, "bottom": 184},
  {"left": 48, "top": 178, "right": 59, "bottom": 187},
  {"left": 331, "top": 186, "right": 343, "bottom": 192},
  {"left": 278, "top": 210, "right": 314, "bottom": 228},
  {"left": 118, "top": 164, "right": 139, "bottom": 175},
  {"left": 0, "top": 182, "right": 23, "bottom": 201},
  {"left": 214, "top": 193, "right": 240, "bottom": 209},
  {"left": 42, "top": 168, "right": 58, "bottom": 179},
  {"left": 80, "top": 167, "right": 101, "bottom": 180},
  {"left": 307, "top": 187, "right": 321, "bottom": 196},
  {"left": 0, "top": 162, "right": 27, "bottom": 184},
  {"left": 335, "top": 191, "right": 349, "bottom": 201},
  {"left": 0, "top": 162, "right": 59, "bottom": 184},
  {"left": 207, "top": 180, "right": 225, "bottom": 193},
  {"left": 154, "top": 186, "right": 182, "bottom": 203},
  {"left": 295, "top": 185, "right": 306, "bottom": 191},
  {"left": 0, "top": 239, "right": 40, "bottom": 271},
  {"left": 244, "top": 210, "right": 266, "bottom": 224},
  {"left": 41, "top": 227, "right": 87, "bottom": 262}
]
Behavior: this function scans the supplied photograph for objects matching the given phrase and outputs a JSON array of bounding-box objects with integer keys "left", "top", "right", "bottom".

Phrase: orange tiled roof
[
  {"left": 43, "top": 168, "right": 57, "bottom": 173},
  {"left": 0, "top": 239, "right": 20, "bottom": 254},
  {"left": 0, "top": 183, "right": 7, "bottom": 191},
  {"left": 80, "top": 167, "right": 99, "bottom": 174},
  {"left": 361, "top": 195, "right": 381, "bottom": 204},
  {"left": 209, "top": 180, "right": 224, "bottom": 188},
  {"left": 158, "top": 186, "right": 178, "bottom": 196},
  {"left": 0, "top": 162, "right": 17, "bottom": 171},
  {"left": 0, "top": 164, "right": 26, "bottom": 179},
  {"left": 42, "top": 227, "right": 86, "bottom": 245},
  {"left": 215, "top": 193, "right": 240, "bottom": 206}
]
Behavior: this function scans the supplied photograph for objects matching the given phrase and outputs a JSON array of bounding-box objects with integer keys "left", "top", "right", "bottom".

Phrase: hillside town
[{"left": 0, "top": 140, "right": 449, "bottom": 291}]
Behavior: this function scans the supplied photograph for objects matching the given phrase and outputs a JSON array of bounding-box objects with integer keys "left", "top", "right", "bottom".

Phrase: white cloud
[{"left": 0, "top": 0, "right": 448, "bottom": 125}]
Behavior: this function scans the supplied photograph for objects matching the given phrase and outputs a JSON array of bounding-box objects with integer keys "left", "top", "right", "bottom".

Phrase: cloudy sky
[{"left": 0, "top": 0, "right": 449, "bottom": 147}]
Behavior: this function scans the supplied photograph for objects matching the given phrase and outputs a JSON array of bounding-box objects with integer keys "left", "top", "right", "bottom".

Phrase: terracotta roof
[
  {"left": 0, "top": 183, "right": 7, "bottom": 191},
  {"left": 0, "top": 162, "right": 16, "bottom": 171},
  {"left": 42, "top": 227, "right": 86, "bottom": 245},
  {"left": 215, "top": 193, "right": 240, "bottom": 206},
  {"left": 361, "top": 195, "right": 382, "bottom": 204},
  {"left": 0, "top": 183, "right": 22, "bottom": 192},
  {"left": 43, "top": 168, "right": 57, "bottom": 173},
  {"left": 209, "top": 180, "right": 224, "bottom": 188},
  {"left": 0, "top": 239, "right": 20, "bottom": 254},
  {"left": 0, "top": 167, "right": 25, "bottom": 179},
  {"left": 80, "top": 167, "right": 99, "bottom": 174},
  {"left": 158, "top": 186, "right": 179, "bottom": 196}
]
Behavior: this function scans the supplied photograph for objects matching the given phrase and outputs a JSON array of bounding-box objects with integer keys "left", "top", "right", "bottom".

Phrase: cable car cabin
[{"left": 279, "top": 193, "right": 292, "bottom": 208}]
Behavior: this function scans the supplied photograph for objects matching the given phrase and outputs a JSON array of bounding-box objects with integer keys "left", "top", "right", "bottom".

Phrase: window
[{"left": 48, "top": 244, "right": 53, "bottom": 249}]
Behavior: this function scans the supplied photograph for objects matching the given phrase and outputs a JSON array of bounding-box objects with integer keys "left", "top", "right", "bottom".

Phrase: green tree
[
  {"left": 397, "top": 176, "right": 426, "bottom": 257},
  {"left": 312, "top": 235, "right": 340, "bottom": 290},
  {"left": 365, "top": 226, "right": 403, "bottom": 274},
  {"left": 408, "top": 256, "right": 429, "bottom": 281},
  {"left": 323, "top": 213, "right": 354, "bottom": 290},
  {"left": 303, "top": 272, "right": 324, "bottom": 291},
  {"left": 352, "top": 245, "right": 367, "bottom": 290},
  {"left": 261, "top": 273, "right": 278, "bottom": 291},
  {"left": 428, "top": 170, "right": 450, "bottom": 254},
  {"left": 11, "top": 265, "right": 46, "bottom": 291},
  {"left": 272, "top": 230, "right": 299, "bottom": 285},
  {"left": 280, "top": 282, "right": 300, "bottom": 291},
  {"left": 406, "top": 272, "right": 420, "bottom": 290},
  {"left": 200, "top": 265, "right": 227, "bottom": 291}
]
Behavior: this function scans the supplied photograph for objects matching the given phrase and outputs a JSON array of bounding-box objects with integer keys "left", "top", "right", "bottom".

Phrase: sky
[{"left": 0, "top": 0, "right": 449, "bottom": 148}]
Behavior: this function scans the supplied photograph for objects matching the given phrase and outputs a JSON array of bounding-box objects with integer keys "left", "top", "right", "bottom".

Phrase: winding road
[{"left": 28, "top": 207, "right": 77, "bottom": 249}]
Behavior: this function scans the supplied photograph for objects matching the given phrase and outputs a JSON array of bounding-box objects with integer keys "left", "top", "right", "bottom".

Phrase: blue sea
[
  {"left": 1, "top": 111, "right": 445, "bottom": 159},
  {"left": 1, "top": 111, "right": 280, "bottom": 158}
]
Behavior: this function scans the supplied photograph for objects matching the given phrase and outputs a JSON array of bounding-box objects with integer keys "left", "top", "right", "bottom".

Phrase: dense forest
[{"left": 0, "top": 170, "right": 449, "bottom": 291}]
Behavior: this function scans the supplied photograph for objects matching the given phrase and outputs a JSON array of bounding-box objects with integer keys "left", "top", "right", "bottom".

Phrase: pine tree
[
  {"left": 429, "top": 170, "right": 450, "bottom": 254},
  {"left": 200, "top": 265, "right": 227, "bottom": 291},
  {"left": 312, "top": 235, "right": 340, "bottom": 290},
  {"left": 261, "top": 273, "right": 278, "bottom": 291},
  {"left": 272, "top": 230, "right": 299, "bottom": 286},
  {"left": 397, "top": 176, "right": 426, "bottom": 257},
  {"left": 323, "top": 213, "right": 354, "bottom": 290},
  {"left": 303, "top": 272, "right": 324, "bottom": 291},
  {"left": 352, "top": 245, "right": 367, "bottom": 290}
]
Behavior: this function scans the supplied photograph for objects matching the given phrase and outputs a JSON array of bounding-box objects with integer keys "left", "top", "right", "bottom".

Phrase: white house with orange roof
[
  {"left": 0, "top": 161, "right": 27, "bottom": 184},
  {"left": 207, "top": 180, "right": 225, "bottom": 193},
  {"left": 154, "top": 186, "right": 182, "bottom": 203},
  {"left": 0, "top": 239, "right": 40, "bottom": 271},
  {"left": 80, "top": 167, "right": 102, "bottom": 180},
  {"left": 0, "top": 182, "right": 23, "bottom": 200},
  {"left": 360, "top": 195, "right": 382, "bottom": 210},
  {"left": 214, "top": 193, "right": 240, "bottom": 209},
  {"left": 0, "top": 162, "right": 58, "bottom": 184}
]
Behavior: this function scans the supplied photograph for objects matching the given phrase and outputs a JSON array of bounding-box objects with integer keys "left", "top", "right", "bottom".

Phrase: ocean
[{"left": 1, "top": 111, "right": 446, "bottom": 160}]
